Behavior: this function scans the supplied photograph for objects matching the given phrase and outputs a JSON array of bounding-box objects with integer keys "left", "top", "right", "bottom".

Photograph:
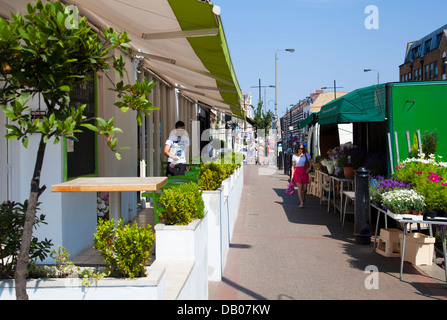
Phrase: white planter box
[
  {"left": 155, "top": 214, "right": 208, "bottom": 300},
  {"left": 0, "top": 266, "right": 166, "bottom": 300},
  {"left": 202, "top": 163, "right": 243, "bottom": 281},
  {"left": 202, "top": 188, "right": 227, "bottom": 281}
]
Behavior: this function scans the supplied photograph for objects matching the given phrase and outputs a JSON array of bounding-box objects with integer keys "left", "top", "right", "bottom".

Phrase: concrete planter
[
  {"left": 0, "top": 267, "right": 166, "bottom": 300},
  {"left": 154, "top": 213, "right": 208, "bottom": 300},
  {"left": 202, "top": 163, "right": 244, "bottom": 281},
  {"left": 202, "top": 188, "right": 228, "bottom": 281}
]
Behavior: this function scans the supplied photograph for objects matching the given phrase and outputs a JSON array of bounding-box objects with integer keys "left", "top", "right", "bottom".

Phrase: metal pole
[{"left": 275, "top": 52, "right": 278, "bottom": 122}]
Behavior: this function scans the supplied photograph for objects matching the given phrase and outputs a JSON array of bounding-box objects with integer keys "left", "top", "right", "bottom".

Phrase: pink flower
[
  {"left": 428, "top": 172, "right": 443, "bottom": 183},
  {"left": 416, "top": 171, "right": 422, "bottom": 175},
  {"left": 442, "top": 182, "right": 447, "bottom": 187}
]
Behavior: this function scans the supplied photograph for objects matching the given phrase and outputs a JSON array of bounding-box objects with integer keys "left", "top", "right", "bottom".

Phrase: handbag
[
  {"left": 304, "top": 153, "right": 312, "bottom": 172},
  {"left": 286, "top": 181, "right": 295, "bottom": 196}
]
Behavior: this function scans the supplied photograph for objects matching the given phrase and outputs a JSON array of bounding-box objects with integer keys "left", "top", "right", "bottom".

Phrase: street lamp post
[
  {"left": 275, "top": 48, "right": 295, "bottom": 122},
  {"left": 364, "top": 69, "right": 380, "bottom": 84},
  {"left": 321, "top": 80, "right": 343, "bottom": 100}
]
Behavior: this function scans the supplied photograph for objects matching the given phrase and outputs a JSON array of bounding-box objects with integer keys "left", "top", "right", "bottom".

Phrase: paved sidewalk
[{"left": 209, "top": 164, "right": 447, "bottom": 300}]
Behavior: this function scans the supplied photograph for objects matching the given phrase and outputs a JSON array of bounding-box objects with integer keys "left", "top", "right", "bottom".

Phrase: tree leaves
[{"left": 111, "top": 79, "right": 159, "bottom": 125}]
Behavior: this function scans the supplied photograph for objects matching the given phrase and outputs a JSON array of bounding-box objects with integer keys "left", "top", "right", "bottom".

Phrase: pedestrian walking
[
  {"left": 164, "top": 121, "right": 190, "bottom": 176},
  {"left": 291, "top": 143, "right": 312, "bottom": 208}
]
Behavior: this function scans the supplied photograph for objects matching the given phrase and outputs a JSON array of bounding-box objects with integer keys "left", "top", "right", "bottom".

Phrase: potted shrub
[
  {"left": 158, "top": 182, "right": 205, "bottom": 225},
  {"left": 94, "top": 218, "right": 155, "bottom": 278}
]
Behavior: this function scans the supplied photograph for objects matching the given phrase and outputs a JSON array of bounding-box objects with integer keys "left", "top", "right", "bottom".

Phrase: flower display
[
  {"left": 97, "top": 192, "right": 109, "bottom": 220},
  {"left": 392, "top": 153, "right": 447, "bottom": 213},
  {"left": 381, "top": 189, "right": 426, "bottom": 215},
  {"left": 369, "top": 176, "right": 412, "bottom": 204}
]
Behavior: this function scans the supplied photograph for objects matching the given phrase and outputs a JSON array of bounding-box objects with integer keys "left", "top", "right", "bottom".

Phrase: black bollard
[{"left": 354, "top": 167, "right": 371, "bottom": 245}]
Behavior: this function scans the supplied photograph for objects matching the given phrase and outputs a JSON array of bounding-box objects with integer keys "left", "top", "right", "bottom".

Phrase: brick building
[
  {"left": 281, "top": 90, "right": 348, "bottom": 144},
  {"left": 399, "top": 24, "right": 447, "bottom": 82}
]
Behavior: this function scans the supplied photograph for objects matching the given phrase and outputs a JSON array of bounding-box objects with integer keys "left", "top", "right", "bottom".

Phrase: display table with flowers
[{"left": 369, "top": 153, "right": 447, "bottom": 281}]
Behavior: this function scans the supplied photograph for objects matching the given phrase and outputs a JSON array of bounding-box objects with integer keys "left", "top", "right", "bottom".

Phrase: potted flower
[
  {"left": 381, "top": 189, "right": 426, "bottom": 217},
  {"left": 341, "top": 147, "right": 366, "bottom": 179},
  {"left": 369, "top": 176, "right": 412, "bottom": 204},
  {"left": 393, "top": 154, "right": 447, "bottom": 218},
  {"left": 313, "top": 155, "right": 323, "bottom": 171}
]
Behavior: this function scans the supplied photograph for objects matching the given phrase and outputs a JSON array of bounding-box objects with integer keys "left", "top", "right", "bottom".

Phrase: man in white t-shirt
[{"left": 164, "top": 121, "right": 190, "bottom": 176}]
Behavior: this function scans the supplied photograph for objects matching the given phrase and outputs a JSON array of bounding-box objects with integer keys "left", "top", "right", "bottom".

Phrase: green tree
[
  {"left": 253, "top": 101, "right": 274, "bottom": 133},
  {"left": 0, "top": 1, "right": 156, "bottom": 299}
]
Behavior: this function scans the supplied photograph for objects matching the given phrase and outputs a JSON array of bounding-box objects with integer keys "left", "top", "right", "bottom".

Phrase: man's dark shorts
[{"left": 166, "top": 163, "right": 188, "bottom": 176}]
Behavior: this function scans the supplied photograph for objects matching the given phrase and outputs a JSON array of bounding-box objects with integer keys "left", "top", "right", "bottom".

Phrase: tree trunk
[{"left": 14, "top": 135, "right": 47, "bottom": 300}]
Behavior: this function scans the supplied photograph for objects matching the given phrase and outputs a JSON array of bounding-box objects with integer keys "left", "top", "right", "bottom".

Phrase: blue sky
[{"left": 217, "top": 0, "right": 447, "bottom": 118}]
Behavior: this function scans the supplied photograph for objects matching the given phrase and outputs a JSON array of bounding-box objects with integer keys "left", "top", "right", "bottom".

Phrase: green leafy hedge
[
  {"left": 94, "top": 219, "right": 155, "bottom": 278},
  {"left": 158, "top": 182, "right": 205, "bottom": 225}
]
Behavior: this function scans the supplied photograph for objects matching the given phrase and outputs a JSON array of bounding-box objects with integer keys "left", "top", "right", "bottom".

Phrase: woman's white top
[{"left": 292, "top": 153, "right": 310, "bottom": 167}]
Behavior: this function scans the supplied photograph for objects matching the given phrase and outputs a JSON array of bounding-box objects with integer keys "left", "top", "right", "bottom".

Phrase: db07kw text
[{"left": 222, "top": 304, "right": 271, "bottom": 315}]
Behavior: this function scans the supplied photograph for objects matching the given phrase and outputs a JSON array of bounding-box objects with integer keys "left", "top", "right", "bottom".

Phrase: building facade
[
  {"left": 399, "top": 24, "right": 447, "bottom": 82},
  {"left": 281, "top": 90, "right": 348, "bottom": 146}
]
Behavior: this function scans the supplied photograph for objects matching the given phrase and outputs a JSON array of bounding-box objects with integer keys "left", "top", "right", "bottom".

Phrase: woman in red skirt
[{"left": 291, "top": 143, "right": 313, "bottom": 208}]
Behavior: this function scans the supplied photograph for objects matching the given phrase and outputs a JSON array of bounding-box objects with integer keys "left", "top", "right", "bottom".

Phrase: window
[
  {"left": 426, "top": 65, "right": 429, "bottom": 80},
  {"left": 414, "top": 69, "right": 418, "bottom": 80},
  {"left": 435, "top": 62, "right": 439, "bottom": 77},
  {"left": 425, "top": 39, "right": 432, "bottom": 53},
  {"left": 430, "top": 63, "right": 434, "bottom": 78},
  {"left": 66, "top": 75, "right": 97, "bottom": 179}
]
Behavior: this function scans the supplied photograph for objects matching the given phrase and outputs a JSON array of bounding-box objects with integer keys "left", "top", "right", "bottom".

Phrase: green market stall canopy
[
  {"left": 298, "top": 112, "right": 319, "bottom": 129},
  {"left": 318, "top": 84, "right": 386, "bottom": 125}
]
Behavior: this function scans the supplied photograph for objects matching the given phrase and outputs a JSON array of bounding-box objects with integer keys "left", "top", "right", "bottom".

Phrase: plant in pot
[
  {"left": 313, "top": 155, "right": 323, "bottom": 171},
  {"left": 158, "top": 182, "right": 205, "bottom": 225},
  {"left": 381, "top": 188, "right": 426, "bottom": 215},
  {"left": 94, "top": 218, "right": 155, "bottom": 278},
  {"left": 413, "top": 172, "right": 447, "bottom": 218},
  {"left": 393, "top": 155, "right": 447, "bottom": 218},
  {"left": 369, "top": 176, "right": 412, "bottom": 207},
  {"left": 199, "top": 163, "right": 227, "bottom": 191},
  {"left": 341, "top": 148, "right": 366, "bottom": 179}
]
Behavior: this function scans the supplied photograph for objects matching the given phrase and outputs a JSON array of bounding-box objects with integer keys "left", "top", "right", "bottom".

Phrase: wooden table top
[{"left": 51, "top": 177, "right": 168, "bottom": 192}]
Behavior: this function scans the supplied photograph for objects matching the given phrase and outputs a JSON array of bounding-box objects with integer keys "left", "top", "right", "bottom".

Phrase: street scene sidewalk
[{"left": 209, "top": 164, "right": 447, "bottom": 300}]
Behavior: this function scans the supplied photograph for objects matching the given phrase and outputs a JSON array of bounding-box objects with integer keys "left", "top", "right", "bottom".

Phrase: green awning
[
  {"left": 299, "top": 112, "right": 319, "bottom": 129},
  {"left": 168, "top": 0, "right": 244, "bottom": 118},
  {"left": 318, "top": 84, "right": 386, "bottom": 125},
  {"left": 58, "top": 0, "right": 244, "bottom": 119}
]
